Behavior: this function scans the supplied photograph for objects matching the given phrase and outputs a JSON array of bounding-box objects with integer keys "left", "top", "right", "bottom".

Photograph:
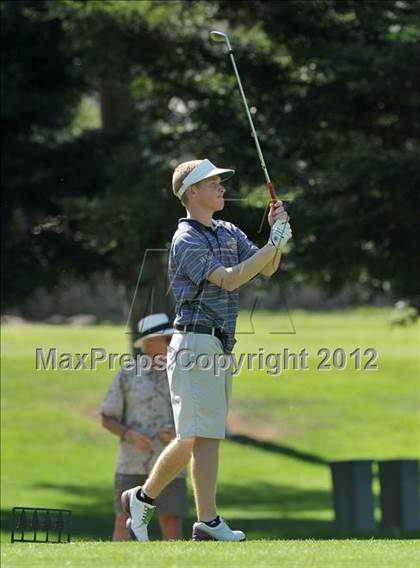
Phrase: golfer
[
  {"left": 101, "top": 313, "right": 188, "bottom": 540},
  {"left": 122, "top": 159, "right": 292, "bottom": 541}
]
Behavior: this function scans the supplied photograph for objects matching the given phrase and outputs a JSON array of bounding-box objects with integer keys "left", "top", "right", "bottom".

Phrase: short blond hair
[{"left": 172, "top": 159, "right": 203, "bottom": 205}]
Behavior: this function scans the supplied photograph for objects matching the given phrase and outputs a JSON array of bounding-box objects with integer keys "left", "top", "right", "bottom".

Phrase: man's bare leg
[
  {"left": 191, "top": 437, "right": 220, "bottom": 521},
  {"left": 112, "top": 511, "right": 129, "bottom": 541},
  {"left": 143, "top": 438, "right": 194, "bottom": 499},
  {"left": 158, "top": 514, "right": 183, "bottom": 540}
]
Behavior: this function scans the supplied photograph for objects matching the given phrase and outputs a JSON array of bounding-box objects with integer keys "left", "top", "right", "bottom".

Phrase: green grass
[
  {"left": 232, "top": 308, "right": 420, "bottom": 459},
  {"left": 1, "top": 540, "right": 420, "bottom": 568},
  {"left": 1, "top": 309, "right": 419, "bottom": 566}
]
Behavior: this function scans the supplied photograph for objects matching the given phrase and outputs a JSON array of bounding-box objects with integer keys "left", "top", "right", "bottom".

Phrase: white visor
[{"left": 176, "top": 159, "right": 235, "bottom": 199}]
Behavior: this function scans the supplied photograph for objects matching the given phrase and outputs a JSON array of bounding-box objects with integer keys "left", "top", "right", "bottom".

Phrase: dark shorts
[{"left": 114, "top": 473, "right": 188, "bottom": 517}]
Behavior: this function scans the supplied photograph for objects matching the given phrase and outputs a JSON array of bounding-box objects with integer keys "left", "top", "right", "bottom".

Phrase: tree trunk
[{"left": 99, "top": 77, "right": 135, "bottom": 134}]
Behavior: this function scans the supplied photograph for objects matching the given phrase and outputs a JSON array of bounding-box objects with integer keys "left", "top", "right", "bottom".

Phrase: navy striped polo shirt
[{"left": 168, "top": 217, "right": 259, "bottom": 352}]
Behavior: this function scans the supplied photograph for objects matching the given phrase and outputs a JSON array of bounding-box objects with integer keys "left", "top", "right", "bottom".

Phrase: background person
[{"left": 101, "top": 313, "right": 188, "bottom": 540}]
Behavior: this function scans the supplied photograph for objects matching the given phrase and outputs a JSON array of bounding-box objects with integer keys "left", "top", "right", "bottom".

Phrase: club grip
[{"left": 267, "top": 181, "right": 277, "bottom": 202}]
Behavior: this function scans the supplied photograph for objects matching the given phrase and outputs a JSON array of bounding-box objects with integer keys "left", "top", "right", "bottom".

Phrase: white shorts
[{"left": 167, "top": 332, "right": 232, "bottom": 440}]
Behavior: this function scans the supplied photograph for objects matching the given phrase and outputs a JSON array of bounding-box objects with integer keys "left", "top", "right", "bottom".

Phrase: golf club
[{"left": 210, "top": 30, "right": 278, "bottom": 203}]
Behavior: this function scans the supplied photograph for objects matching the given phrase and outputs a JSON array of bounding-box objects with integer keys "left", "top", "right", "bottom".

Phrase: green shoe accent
[{"left": 142, "top": 506, "right": 155, "bottom": 526}]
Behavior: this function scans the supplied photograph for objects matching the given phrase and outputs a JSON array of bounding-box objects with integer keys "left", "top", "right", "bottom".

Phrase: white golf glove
[{"left": 268, "top": 220, "right": 292, "bottom": 250}]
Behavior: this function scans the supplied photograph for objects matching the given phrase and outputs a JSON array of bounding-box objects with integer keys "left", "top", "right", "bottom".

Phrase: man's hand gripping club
[{"left": 267, "top": 200, "right": 292, "bottom": 250}]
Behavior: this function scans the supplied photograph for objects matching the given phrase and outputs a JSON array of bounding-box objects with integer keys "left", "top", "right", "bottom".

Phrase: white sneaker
[
  {"left": 121, "top": 486, "right": 156, "bottom": 541},
  {"left": 192, "top": 517, "right": 246, "bottom": 541}
]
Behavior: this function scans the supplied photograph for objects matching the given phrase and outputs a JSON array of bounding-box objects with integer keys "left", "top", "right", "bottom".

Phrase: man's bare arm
[
  {"left": 207, "top": 244, "right": 277, "bottom": 291},
  {"left": 101, "top": 415, "right": 127, "bottom": 438},
  {"left": 101, "top": 415, "right": 152, "bottom": 450},
  {"left": 259, "top": 248, "right": 282, "bottom": 277}
]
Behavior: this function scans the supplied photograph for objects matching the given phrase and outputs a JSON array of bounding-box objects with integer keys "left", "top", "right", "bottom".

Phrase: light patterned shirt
[{"left": 101, "top": 366, "right": 184, "bottom": 476}]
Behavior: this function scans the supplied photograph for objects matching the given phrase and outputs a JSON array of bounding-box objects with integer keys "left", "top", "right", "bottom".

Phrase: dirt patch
[
  {"left": 1, "top": 315, "right": 28, "bottom": 325},
  {"left": 227, "top": 408, "right": 297, "bottom": 441}
]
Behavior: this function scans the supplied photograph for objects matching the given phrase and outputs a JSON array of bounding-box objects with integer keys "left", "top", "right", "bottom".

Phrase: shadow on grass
[
  {"left": 1, "top": 484, "right": 114, "bottom": 541},
  {"left": 227, "top": 434, "right": 327, "bottom": 465},
  {"left": 2, "top": 480, "right": 417, "bottom": 541},
  {"left": 217, "top": 481, "right": 331, "bottom": 514}
]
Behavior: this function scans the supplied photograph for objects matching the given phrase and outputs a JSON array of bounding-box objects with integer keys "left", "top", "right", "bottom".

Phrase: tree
[
  {"left": 2, "top": 0, "right": 419, "bottom": 316},
  {"left": 219, "top": 0, "right": 420, "bottom": 305},
  {"left": 1, "top": 0, "right": 103, "bottom": 305}
]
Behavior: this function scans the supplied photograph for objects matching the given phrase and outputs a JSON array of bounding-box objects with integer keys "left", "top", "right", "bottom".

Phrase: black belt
[{"left": 175, "top": 324, "right": 226, "bottom": 346}]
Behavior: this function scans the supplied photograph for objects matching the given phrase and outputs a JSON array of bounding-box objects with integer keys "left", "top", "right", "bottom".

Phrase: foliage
[
  {"left": 2, "top": 0, "right": 420, "bottom": 309},
  {"left": 1, "top": 0, "right": 101, "bottom": 304}
]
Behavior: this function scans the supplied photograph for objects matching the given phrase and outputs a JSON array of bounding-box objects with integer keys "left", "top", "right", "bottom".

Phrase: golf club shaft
[{"left": 226, "top": 47, "right": 278, "bottom": 202}]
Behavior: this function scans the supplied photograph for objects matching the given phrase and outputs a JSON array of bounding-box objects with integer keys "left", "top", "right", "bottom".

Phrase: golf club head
[{"left": 210, "top": 30, "right": 232, "bottom": 51}]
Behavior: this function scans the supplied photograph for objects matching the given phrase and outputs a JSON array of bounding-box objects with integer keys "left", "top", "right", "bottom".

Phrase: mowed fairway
[
  {"left": 1, "top": 309, "right": 419, "bottom": 566},
  {"left": 1, "top": 540, "right": 419, "bottom": 568}
]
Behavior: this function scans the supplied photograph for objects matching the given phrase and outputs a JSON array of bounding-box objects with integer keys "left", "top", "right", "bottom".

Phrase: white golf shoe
[
  {"left": 192, "top": 517, "right": 246, "bottom": 541},
  {"left": 121, "top": 486, "right": 156, "bottom": 541}
]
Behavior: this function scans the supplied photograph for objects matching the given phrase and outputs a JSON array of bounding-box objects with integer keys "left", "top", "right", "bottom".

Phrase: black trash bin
[
  {"left": 330, "top": 460, "right": 376, "bottom": 532},
  {"left": 378, "top": 459, "right": 420, "bottom": 531}
]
